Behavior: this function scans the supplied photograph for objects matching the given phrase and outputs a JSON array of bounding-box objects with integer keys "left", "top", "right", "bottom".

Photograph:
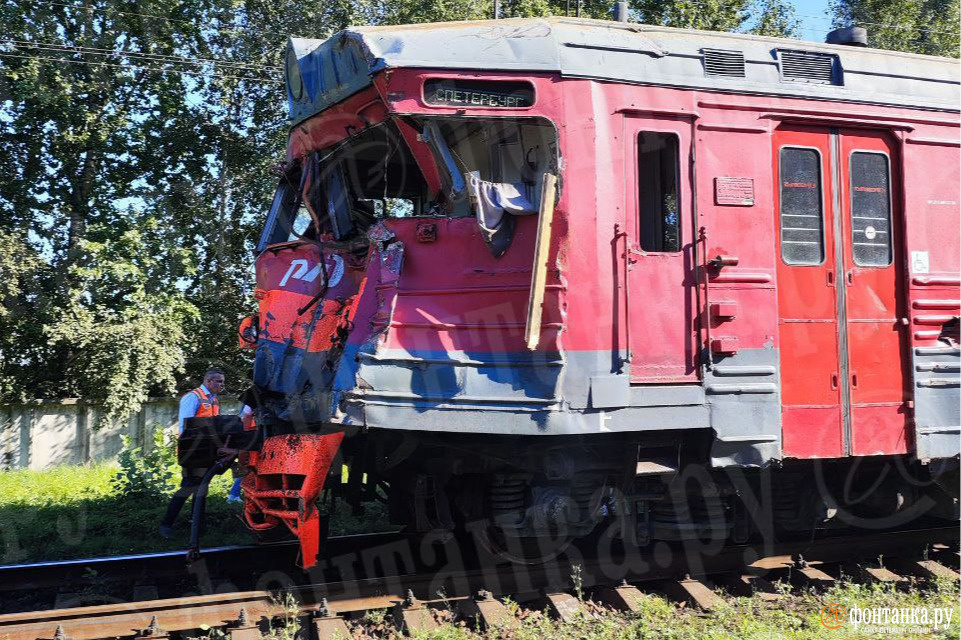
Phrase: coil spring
[
  {"left": 489, "top": 475, "right": 526, "bottom": 515},
  {"left": 571, "top": 476, "right": 603, "bottom": 521}
]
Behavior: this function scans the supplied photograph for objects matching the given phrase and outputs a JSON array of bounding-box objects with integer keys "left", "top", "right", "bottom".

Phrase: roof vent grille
[
  {"left": 702, "top": 49, "right": 746, "bottom": 78},
  {"left": 778, "top": 50, "right": 841, "bottom": 85}
]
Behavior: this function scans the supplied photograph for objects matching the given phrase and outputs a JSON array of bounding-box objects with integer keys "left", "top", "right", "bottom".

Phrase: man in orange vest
[{"left": 159, "top": 369, "right": 225, "bottom": 539}]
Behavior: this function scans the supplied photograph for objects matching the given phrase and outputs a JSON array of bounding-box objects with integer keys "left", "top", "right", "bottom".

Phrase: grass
[
  {"left": 0, "top": 463, "right": 251, "bottom": 563},
  {"left": 0, "top": 455, "right": 391, "bottom": 564},
  {"left": 332, "top": 577, "right": 960, "bottom": 640}
]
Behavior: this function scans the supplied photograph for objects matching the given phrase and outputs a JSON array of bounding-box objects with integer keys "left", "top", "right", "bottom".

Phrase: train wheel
[{"left": 472, "top": 525, "right": 575, "bottom": 565}]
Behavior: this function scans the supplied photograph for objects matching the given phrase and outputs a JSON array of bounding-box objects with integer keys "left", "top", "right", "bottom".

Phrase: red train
[{"left": 232, "top": 18, "right": 960, "bottom": 568}]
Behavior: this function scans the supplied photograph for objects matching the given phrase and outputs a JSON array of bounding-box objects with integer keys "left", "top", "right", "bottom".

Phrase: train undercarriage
[{"left": 236, "top": 426, "right": 960, "bottom": 566}]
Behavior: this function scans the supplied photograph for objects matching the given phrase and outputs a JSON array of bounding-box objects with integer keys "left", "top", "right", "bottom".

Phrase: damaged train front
[{"left": 234, "top": 105, "right": 560, "bottom": 566}]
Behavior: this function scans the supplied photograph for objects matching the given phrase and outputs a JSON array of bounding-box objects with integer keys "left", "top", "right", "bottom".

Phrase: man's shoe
[{"left": 159, "top": 524, "right": 175, "bottom": 539}]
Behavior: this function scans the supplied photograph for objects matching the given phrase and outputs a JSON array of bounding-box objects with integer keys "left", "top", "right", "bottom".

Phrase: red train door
[
  {"left": 774, "top": 127, "right": 908, "bottom": 458},
  {"left": 624, "top": 115, "right": 698, "bottom": 383},
  {"left": 837, "top": 130, "right": 908, "bottom": 455}
]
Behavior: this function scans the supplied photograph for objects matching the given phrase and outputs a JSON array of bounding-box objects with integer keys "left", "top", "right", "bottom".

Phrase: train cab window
[
  {"left": 430, "top": 117, "right": 559, "bottom": 213},
  {"left": 258, "top": 117, "right": 558, "bottom": 253},
  {"left": 289, "top": 203, "right": 313, "bottom": 240},
  {"left": 779, "top": 147, "right": 825, "bottom": 265},
  {"left": 258, "top": 171, "right": 318, "bottom": 251},
  {"left": 849, "top": 152, "right": 892, "bottom": 267},
  {"left": 637, "top": 132, "right": 681, "bottom": 253},
  {"left": 424, "top": 116, "right": 559, "bottom": 255}
]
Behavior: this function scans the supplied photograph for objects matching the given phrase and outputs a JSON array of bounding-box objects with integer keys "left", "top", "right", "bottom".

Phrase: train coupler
[{"left": 241, "top": 432, "right": 345, "bottom": 569}]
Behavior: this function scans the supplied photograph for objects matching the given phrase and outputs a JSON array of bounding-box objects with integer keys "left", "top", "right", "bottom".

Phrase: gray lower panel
[
  {"left": 913, "top": 346, "right": 961, "bottom": 460},
  {"left": 345, "top": 401, "right": 709, "bottom": 435},
  {"left": 336, "top": 343, "right": 781, "bottom": 466},
  {"left": 704, "top": 348, "right": 782, "bottom": 468}
]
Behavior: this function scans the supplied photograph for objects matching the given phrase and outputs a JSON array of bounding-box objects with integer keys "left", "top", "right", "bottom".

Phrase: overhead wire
[
  {"left": 0, "top": 51, "right": 283, "bottom": 84},
  {"left": 2, "top": 38, "right": 282, "bottom": 72},
  {"left": 35, "top": 0, "right": 961, "bottom": 39}
]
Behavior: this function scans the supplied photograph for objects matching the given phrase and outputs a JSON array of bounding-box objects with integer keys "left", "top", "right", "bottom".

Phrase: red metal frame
[{"left": 242, "top": 433, "right": 344, "bottom": 567}]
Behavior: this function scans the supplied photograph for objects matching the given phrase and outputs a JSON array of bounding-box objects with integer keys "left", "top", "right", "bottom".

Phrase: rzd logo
[
  {"left": 821, "top": 603, "right": 847, "bottom": 629},
  {"left": 279, "top": 255, "right": 344, "bottom": 288}
]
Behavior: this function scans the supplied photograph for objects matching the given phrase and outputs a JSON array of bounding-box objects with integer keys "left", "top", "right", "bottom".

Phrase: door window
[
  {"left": 778, "top": 147, "right": 825, "bottom": 265},
  {"left": 638, "top": 132, "right": 681, "bottom": 252},
  {"left": 849, "top": 151, "right": 892, "bottom": 267}
]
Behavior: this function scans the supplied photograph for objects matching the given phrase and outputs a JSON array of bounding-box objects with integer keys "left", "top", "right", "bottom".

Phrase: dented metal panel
[{"left": 287, "top": 18, "right": 959, "bottom": 126}]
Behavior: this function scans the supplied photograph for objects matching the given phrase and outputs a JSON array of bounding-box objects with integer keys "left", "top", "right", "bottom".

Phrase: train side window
[
  {"left": 637, "top": 132, "right": 681, "bottom": 253},
  {"left": 779, "top": 147, "right": 825, "bottom": 265},
  {"left": 288, "top": 203, "right": 313, "bottom": 240},
  {"left": 849, "top": 152, "right": 892, "bottom": 267},
  {"left": 258, "top": 172, "right": 312, "bottom": 251}
]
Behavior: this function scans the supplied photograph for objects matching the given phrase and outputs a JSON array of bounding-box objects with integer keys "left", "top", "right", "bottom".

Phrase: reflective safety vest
[{"left": 190, "top": 387, "right": 220, "bottom": 418}]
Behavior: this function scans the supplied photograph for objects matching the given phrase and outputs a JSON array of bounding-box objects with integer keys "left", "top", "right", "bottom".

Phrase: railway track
[
  {"left": 0, "top": 532, "right": 408, "bottom": 614},
  {"left": 1, "top": 525, "right": 957, "bottom": 639}
]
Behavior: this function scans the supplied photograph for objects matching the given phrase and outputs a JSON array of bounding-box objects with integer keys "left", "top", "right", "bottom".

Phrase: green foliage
[
  {"left": 110, "top": 429, "right": 179, "bottom": 501},
  {"left": 633, "top": 0, "right": 752, "bottom": 31},
  {"left": 751, "top": 0, "right": 801, "bottom": 37},
  {"left": 0, "top": 456, "right": 391, "bottom": 563},
  {"left": 289, "top": 574, "right": 960, "bottom": 639},
  {"left": 831, "top": 0, "right": 960, "bottom": 57},
  {"left": 0, "top": 459, "right": 248, "bottom": 563},
  {"left": 261, "top": 592, "right": 304, "bottom": 640},
  {"left": 0, "top": 229, "right": 48, "bottom": 401}
]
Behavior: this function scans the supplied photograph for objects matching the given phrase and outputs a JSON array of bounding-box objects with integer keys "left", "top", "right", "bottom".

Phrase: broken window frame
[
  {"left": 258, "top": 167, "right": 313, "bottom": 252},
  {"left": 422, "top": 115, "right": 560, "bottom": 211},
  {"left": 257, "top": 115, "right": 561, "bottom": 250}
]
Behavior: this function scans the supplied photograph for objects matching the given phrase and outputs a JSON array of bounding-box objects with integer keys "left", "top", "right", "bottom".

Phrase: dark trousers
[{"left": 161, "top": 468, "right": 207, "bottom": 527}]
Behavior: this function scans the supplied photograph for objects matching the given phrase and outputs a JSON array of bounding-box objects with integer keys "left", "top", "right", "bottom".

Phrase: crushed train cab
[{"left": 234, "top": 18, "right": 960, "bottom": 568}]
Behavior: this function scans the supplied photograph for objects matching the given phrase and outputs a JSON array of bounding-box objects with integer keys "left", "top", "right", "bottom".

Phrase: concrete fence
[{"left": 0, "top": 398, "right": 241, "bottom": 471}]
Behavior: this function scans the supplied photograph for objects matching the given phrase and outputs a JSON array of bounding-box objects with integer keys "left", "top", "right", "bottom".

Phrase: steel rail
[
  {"left": 0, "top": 531, "right": 406, "bottom": 594},
  {"left": 0, "top": 525, "right": 956, "bottom": 640}
]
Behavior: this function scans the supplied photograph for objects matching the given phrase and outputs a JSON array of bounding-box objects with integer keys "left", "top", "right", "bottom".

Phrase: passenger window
[
  {"left": 849, "top": 152, "right": 892, "bottom": 267},
  {"left": 638, "top": 132, "right": 681, "bottom": 252},
  {"left": 779, "top": 147, "right": 825, "bottom": 265}
]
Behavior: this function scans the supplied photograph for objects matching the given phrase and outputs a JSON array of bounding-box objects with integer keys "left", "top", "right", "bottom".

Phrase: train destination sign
[{"left": 424, "top": 79, "right": 534, "bottom": 108}]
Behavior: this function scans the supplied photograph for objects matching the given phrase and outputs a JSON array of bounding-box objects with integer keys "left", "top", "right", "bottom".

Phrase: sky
[{"left": 791, "top": 0, "right": 838, "bottom": 43}]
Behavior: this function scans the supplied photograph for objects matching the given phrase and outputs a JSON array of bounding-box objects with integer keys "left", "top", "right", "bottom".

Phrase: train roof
[{"left": 286, "top": 17, "right": 961, "bottom": 126}]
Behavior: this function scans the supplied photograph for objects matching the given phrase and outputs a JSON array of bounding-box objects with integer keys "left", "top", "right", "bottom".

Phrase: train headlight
[{"left": 286, "top": 47, "right": 305, "bottom": 102}]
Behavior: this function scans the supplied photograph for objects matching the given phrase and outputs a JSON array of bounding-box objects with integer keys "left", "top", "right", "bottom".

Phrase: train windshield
[{"left": 258, "top": 116, "right": 558, "bottom": 252}]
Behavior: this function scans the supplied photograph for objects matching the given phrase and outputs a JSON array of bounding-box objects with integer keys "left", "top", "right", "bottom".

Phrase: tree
[
  {"left": 0, "top": 229, "right": 47, "bottom": 401},
  {"left": 0, "top": 0, "right": 257, "bottom": 417},
  {"left": 0, "top": 0, "right": 351, "bottom": 418},
  {"left": 752, "top": 0, "right": 801, "bottom": 37},
  {"left": 633, "top": 0, "right": 752, "bottom": 32},
  {"left": 831, "top": 0, "right": 960, "bottom": 57}
]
